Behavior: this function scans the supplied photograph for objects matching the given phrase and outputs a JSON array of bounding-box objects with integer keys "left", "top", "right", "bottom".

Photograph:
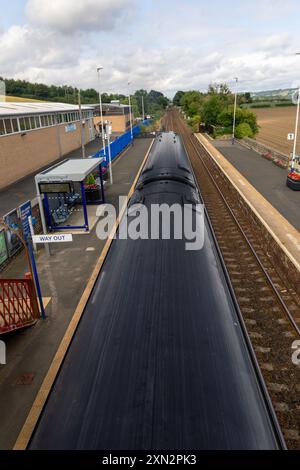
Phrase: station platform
[
  {"left": 211, "top": 138, "right": 300, "bottom": 232},
  {"left": 0, "top": 137, "right": 153, "bottom": 449},
  {"left": 196, "top": 134, "right": 300, "bottom": 274}
]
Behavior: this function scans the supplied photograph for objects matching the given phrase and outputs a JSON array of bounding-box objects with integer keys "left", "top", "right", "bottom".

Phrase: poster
[
  {"left": 3, "top": 208, "right": 22, "bottom": 257},
  {"left": 0, "top": 229, "right": 8, "bottom": 266}
]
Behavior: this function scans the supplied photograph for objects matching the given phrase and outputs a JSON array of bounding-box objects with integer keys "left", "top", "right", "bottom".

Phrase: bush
[
  {"left": 188, "top": 114, "right": 201, "bottom": 132},
  {"left": 217, "top": 107, "right": 259, "bottom": 135},
  {"left": 235, "top": 122, "right": 253, "bottom": 139}
]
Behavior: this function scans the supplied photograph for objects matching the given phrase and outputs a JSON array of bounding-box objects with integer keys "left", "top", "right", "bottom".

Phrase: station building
[
  {"left": 0, "top": 102, "right": 95, "bottom": 190},
  {"left": 92, "top": 102, "right": 133, "bottom": 134}
]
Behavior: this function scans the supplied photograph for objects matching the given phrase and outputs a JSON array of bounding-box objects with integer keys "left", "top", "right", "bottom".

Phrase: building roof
[
  {"left": 91, "top": 103, "right": 129, "bottom": 109},
  {"left": 35, "top": 158, "right": 105, "bottom": 183},
  {"left": 0, "top": 102, "right": 93, "bottom": 117}
]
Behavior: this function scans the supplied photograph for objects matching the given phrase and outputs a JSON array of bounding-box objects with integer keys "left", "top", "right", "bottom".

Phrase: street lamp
[
  {"left": 232, "top": 77, "right": 238, "bottom": 145},
  {"left": 97, "top": 66, "right": 106, "bottom": 159},
  {"left": 142, "top": 94, "right": 145, "bottom": 122},
  {"left": 128, "top": 81, "right": 133, "bottom": 141},
  {"left": 291, "top": 53, "right": 300, "bottom": 172}
]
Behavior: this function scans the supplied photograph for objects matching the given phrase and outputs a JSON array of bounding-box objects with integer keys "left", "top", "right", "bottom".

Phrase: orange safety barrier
[{"left": 0, "top": 277, "right": 39, "bottom": 334}]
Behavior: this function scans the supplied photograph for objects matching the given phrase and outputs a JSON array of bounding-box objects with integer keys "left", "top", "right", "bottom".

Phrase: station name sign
[{"left": 32, "top": 234, "right": 73, "bottom": 244}]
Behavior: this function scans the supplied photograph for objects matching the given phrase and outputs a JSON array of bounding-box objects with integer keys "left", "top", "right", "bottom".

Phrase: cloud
[
  {"left": 260, "top": 33, "right": 291, "bottom": 52},
  {"left": 1, "top": 0, "right": 300, "bottom": 97},
  {"left": 26, "top": 0, "right": 134, "bottom": 34}
]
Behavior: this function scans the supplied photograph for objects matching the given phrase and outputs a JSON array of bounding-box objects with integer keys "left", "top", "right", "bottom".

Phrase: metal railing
[{"left": 0, "top": 277, "right": 39, "bottom": 334}]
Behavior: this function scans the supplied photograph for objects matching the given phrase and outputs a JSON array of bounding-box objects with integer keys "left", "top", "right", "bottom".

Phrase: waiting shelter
[{"left": 35, "top": 157, "right": 105, "bottom": 232}]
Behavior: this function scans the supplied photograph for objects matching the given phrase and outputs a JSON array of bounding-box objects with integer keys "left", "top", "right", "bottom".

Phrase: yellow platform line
[{"left": 14, "top": 139, "right": 154, "bottom": 450}]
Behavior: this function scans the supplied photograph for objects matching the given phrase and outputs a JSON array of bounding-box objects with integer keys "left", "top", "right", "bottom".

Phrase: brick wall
[{"left": 0, "top": 121, "right": 93, "bottom": 190}]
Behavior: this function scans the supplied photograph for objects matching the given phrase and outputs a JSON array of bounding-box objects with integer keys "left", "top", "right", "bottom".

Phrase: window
[
  {"left": 12, "top": 119, "right": 19, "bottom": 133},
  {"left": 41, "top": 115, "right": 47, "bottom": 127},
  {"left": 30, "top": 117, "right": 36, "bottom": 129},
  {"left": 4, "top": 119, "right": 12, "bottom": 134},
  {"left": 19, "top": 117, "right": 26, "bottom": 131},
  {"left": 0, "top": 119, "right": 5, "bottom": 135},
  {"left": 25, "top": 117, "right": 31, "bottom": 130},
  {"left": 35, "top": 116, "right": 41, "bottom": 128}
]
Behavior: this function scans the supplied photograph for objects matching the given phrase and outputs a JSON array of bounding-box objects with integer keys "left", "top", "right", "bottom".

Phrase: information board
[{"left": 39, "top": 182, "right": 72, "bottom": 194}]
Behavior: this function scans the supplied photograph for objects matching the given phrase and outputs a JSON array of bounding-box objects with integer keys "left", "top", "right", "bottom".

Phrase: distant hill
[{"left": 251, "top": 88, "right": 297, "bottom": 99}]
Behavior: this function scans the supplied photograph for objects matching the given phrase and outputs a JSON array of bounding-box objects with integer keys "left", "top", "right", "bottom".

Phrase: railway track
[{"left": 163, "top": 108, "right": 300, "bottom": 449}]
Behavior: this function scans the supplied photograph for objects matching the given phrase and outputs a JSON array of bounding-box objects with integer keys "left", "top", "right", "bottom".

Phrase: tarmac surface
[
  {"left": 0, "top": 137, "right": 152, "bottom": 450},
  {"left": 212, "top": 140, "right": 300, "bottom": 232}
]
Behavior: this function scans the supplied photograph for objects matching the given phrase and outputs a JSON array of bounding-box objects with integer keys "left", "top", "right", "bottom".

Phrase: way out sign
[{"left": 32, "top": 234, "right": 73, "bottom": 244}]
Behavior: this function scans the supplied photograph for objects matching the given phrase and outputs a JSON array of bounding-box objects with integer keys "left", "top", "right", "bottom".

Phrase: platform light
[
  {"left": 232, "top": 77, "right": 238, "bottom": 145},
  {"left": 291, "top": 54, "right": 300, "bottom": 172},
  {"left": 128, "top": 81, "right": 133, "bottom": 140},
  {"left": 97, "top": 65, "right": 106, "bottom": 159}
]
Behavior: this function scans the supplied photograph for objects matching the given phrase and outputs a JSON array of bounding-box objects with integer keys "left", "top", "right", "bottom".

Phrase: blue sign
[
  {"left": 65, "top": 123, "right": 77, "bottom": 133},
  {"left": 19, "top": 201, "right": 32, "bottom": 243}
]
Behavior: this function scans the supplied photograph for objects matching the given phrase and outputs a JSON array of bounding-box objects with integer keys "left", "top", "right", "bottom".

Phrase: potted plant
[{"left": 84, "top": 174, "right": 100, "bottom": 202}]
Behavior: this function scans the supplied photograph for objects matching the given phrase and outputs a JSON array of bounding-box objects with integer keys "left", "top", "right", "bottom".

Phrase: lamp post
[
  {"left": 291, "top": 86, "right": 300, "bottom": 172},
  {"left": 291, "top": 53, "right": 300, "bottom": 172},
  {"left": 128, "top": 81, "right": 133, "bottom": 141},
  {"left": 97, "top": 66, "right": 106, "bottom": 160},
  {"left": 232, "top": 77, "right": 238, "bottom": 145},
  {"left": 78, "top": 89, "right": 86, "bottom": 159},
  {"left": 142, "top": 94, "right": 145, "bottom": 122}
]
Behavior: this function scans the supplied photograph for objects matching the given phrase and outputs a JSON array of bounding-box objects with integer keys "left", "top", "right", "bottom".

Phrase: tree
[
  {"left": 173, "top": 91, "right": 185, "bottom": 106},
  {"left": 180, "top": 91, "right": 204, "bottom": 117},
  {"left": 217, "top": 107, "right": 259, "bottom": 135},
  {"left": 244, "top": 92, "right": 252, "bottom": 103},
  {"left": 201, "top": 95, "right": 224, "bottom": 126}
]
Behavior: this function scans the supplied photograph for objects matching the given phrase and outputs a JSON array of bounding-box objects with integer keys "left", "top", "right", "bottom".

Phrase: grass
[{"left": 2, "top": 95, "right": 43, "bottom": 103}]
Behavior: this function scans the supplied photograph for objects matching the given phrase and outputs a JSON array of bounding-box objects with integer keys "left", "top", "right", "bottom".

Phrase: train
[{"left": 29, "top": 132, "right": 283, "bottom": 450}]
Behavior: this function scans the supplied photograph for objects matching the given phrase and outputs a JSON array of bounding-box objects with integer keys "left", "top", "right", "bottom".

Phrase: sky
[{"left": 1, "top": 0, "right": 300, "bottom": 97}]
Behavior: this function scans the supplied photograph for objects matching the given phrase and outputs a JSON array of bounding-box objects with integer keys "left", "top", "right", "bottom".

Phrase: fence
[
  {"left": 92, "top": 120, "right": 152, "bottom": 169},
  {"left": 241, "top": 137, "right": 290, "bottom": 168},
  {"left": 0, "top": 278, "right": 39, "bottom": 334}
]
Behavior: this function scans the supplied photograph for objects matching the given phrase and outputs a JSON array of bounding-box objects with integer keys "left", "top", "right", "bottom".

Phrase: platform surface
[
  {"left": 212, "top": 139, "right": 300, "bottom": 231},
  {"left": 197, "top": 134, "right": 300, "bottom": 272}
]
